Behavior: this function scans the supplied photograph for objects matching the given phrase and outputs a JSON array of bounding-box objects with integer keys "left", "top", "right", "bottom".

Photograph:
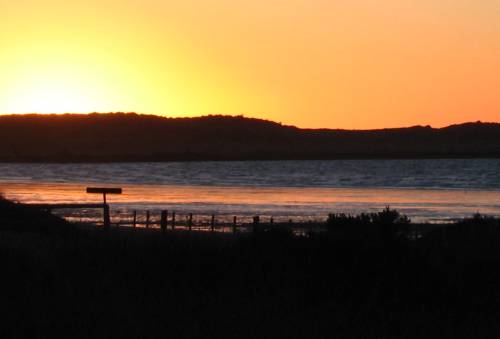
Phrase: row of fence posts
[
  {"left": 118, "top": 210, "right": 280, "bottom": 235},
  {"left": 97, "top": 207, "right": 467, "bottom": 244}
]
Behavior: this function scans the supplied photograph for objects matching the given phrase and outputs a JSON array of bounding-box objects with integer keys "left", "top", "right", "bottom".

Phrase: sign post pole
[{"left": 86, "top": 187, "right": 122, "bottom": 229}]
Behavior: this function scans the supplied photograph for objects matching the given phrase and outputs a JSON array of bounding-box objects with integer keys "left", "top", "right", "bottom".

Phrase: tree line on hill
[{"left": 0, "top": 113, "right": 499, "bottom": 161}]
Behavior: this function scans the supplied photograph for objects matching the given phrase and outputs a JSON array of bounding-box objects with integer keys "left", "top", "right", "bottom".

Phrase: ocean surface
[{"left": 1, "top": 159, "right": 500, "bottom": 223}]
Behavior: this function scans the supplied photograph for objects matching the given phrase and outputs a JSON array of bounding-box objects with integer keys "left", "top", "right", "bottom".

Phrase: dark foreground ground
[{"left": 1, "top": 198, "right": 500, "bottom": 338}]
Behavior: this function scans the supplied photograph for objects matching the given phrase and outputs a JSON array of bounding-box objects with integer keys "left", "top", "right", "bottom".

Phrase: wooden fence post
[
  {"left": 145, "top": 211, "right": 150, "bottom": 229},
  {"left": 211, "top": 214, "right": 215, "bottom": 232},
  {"left": 132, "top": 210, "right": 137, "bottom": 228},
  {"left": 233, "top": 216, "right": 237, "bottom": 235},
  {"left": 253, "top": 216, "right": 260, "bottom": 233},
  {"left": 171, "top": 212, "right": 176, "bottom": 230},
  {"left": 188, "top": 213, "right": 193, "bottom": 231},
  {"left": 161, "top": 210, "right": 167, "bottom": 233}
]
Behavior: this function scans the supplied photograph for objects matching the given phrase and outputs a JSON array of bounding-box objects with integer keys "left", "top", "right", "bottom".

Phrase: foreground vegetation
[{"left": 1, "top": 197, "right": 500, "bottom": 338}]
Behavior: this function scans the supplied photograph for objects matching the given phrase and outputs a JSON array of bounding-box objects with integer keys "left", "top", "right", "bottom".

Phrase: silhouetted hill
[
  {"left": 0, "top": 195, "right": 70, "bottom": 233},
  {"left": 0, "top": 113, "right": 499, "bottom": 161}
]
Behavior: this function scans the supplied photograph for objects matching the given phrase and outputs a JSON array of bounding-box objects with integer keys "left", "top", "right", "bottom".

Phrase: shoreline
[
  {"left": 1, "top": 153, "right": 500, "bottom": 163},
  {"left": 3, "top": 181, "right": 500, "bottom": 223}
]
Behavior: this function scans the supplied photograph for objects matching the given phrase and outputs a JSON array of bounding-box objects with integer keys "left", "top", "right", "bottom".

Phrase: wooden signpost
[{"left": 86, "top": 187, "right": 122, "bottom": 228}]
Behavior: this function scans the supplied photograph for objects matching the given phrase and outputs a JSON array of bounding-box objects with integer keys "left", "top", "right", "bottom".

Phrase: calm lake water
[{"left": 1, "top": 159, "right": 500, "bottom": 223}]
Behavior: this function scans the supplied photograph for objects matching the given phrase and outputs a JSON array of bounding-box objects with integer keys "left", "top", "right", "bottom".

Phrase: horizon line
[{"left": 0, "top": 111, "right": 498, "bottom": 131}]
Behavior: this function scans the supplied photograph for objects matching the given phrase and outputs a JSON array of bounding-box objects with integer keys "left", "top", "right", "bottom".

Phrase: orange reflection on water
[{"left": 1, "top": 181, "right": 500, "bottom": 222}]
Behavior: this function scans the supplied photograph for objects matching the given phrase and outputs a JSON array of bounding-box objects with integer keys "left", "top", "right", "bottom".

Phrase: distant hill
[{"left": 0, "top": 113, "right": 499, "bottom": 161}]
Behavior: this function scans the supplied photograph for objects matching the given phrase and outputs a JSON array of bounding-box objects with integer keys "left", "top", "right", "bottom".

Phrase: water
[{"left": 1, "top": 159, "right": 500, "bottom": 223}]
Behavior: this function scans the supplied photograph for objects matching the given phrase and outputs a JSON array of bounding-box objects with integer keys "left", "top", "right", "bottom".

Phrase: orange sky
[{"left": 1, "top": 0, "right": 499, "bottom": 129}]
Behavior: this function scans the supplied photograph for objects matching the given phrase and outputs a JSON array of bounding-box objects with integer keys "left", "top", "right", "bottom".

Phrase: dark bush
[{"left": 327, "top": 207, "right": 411, "bottom": 244}]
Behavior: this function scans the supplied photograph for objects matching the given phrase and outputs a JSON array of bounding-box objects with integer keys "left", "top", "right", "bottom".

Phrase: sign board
[{"left": 86, "top": 187, "right": 122, "bottom": 194}]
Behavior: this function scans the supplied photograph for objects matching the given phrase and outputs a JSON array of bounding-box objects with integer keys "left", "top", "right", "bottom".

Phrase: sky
[{"left": 1, "top": 0, "right": 499, "bottom": 129}]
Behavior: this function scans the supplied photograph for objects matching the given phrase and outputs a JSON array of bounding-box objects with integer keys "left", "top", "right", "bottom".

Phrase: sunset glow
[{"left": 1, "top": 0, "right": 499, "bottom": 128}]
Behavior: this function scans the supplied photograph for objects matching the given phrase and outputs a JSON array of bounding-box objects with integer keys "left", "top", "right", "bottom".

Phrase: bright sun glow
[
  {"left": 7, "top": 84, "right": 92, "bottom": 114},
  {"left": 1, "top": 0, "right": 500, "bottom": 127},
  {"left": 0, "top": 59, "right": 121, "bottom": 114}
]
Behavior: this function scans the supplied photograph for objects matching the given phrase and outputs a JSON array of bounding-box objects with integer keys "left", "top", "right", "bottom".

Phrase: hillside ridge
[{"left": 1, "top": 113, "right": 499, "bottom": 161}]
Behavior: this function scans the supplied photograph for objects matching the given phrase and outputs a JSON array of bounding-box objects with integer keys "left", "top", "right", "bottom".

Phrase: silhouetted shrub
[
  {"left": 459, "top": 213, "right": 499, "bottom": 226},
  {"left": 327, "top": 207, "right": 410, "bottom": 227},
  {"left": 327, "top": 207, "right": 410, "bottom": 244},
  {"left": 373, "top": 206, "right": 411, "bottom": 243},
  {"left": 326, "top": 212, "right": 372, "bottom": 227},
  {"left": 371, "top": 206, "right": 411, "bottom": 225}
]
